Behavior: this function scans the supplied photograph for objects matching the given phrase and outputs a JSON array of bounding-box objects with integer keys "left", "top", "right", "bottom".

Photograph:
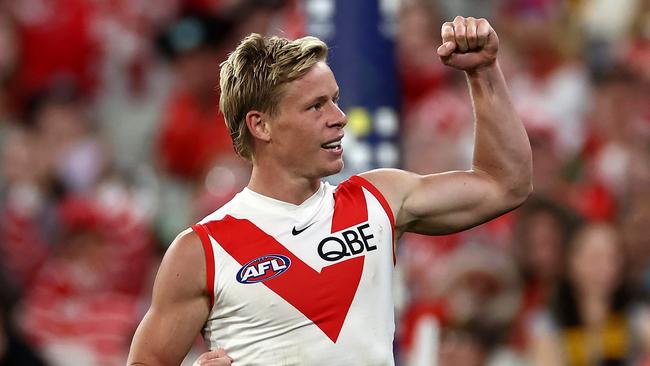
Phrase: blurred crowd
[
  {"left": 0, "top": 0, "right": 649, "bottom": 365},
  {"left": 397, "top": 0, "right": 650, "bottom": 365}
]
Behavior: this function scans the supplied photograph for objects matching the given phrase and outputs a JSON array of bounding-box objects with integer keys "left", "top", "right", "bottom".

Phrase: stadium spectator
[
  {"left": 508, "top": 196, "right": 582, "bottom": 355},
  {"left": 530, "top": 222, "right": 649, "bottom": 365}
]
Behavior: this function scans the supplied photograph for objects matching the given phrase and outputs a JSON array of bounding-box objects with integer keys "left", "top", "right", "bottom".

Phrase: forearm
[{"left": 467, "top": 62, "right": 532, "bottom": 200}]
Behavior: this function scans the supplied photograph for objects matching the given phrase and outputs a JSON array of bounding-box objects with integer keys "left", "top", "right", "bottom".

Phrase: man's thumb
[{"left": 437, "top": 41, "right": 456, "bottom": 57}]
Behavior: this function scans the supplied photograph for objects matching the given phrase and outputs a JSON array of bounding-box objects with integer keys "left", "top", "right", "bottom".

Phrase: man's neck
[{"left": 247, "top": 165, "right": 321, "bottom": 205}]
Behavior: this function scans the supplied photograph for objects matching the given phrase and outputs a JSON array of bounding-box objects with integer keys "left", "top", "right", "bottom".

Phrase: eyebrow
[{"left": 305, "top": 90, "right": 340, "bottom": 107}]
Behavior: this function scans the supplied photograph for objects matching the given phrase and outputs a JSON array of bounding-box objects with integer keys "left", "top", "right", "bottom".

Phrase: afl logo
[{"left": 236, "top": 254, "right": 291, "bottom": 284}]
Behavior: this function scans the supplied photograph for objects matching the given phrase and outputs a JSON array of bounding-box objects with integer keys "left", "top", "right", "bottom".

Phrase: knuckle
[{"left": 453, "top": 15, "right": 464, "bottom": 22}]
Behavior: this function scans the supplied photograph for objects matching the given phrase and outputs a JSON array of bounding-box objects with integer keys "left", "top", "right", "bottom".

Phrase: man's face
[{"left": 265, "top": 61, "right": 347, "bottom": 179}]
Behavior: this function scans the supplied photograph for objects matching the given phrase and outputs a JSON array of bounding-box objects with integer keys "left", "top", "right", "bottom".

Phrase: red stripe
[
  {"left": 205, "top": 217, "right": 363, "bottom": 343},
  {"left": 200, "top": 178, "right": 387, "bottom": 342},
  {"left": 191, "top": 224, "right": 215, "bottom": 308},
  {"left": 349, "top": 175, "right": 397, "bottom": 265},
  {"left": 331, "top": 178, "right": 368, "bottom": 233}
]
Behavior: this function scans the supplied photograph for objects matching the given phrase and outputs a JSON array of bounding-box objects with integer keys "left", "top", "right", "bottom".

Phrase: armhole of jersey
[
  {"left": 349, "top": 175, "right": 397, "bottom": 266},
  {"left": 191, "top": 223, "right": 215, "bottom": 309}
]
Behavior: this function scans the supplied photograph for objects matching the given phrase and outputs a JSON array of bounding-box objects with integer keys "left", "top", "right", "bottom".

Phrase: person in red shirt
[{"left": 156, "top": 14, "right": 236, "bottom": 181}]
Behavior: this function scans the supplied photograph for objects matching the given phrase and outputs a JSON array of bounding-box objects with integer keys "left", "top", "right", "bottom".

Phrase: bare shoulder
[
  {"left": 154, "top": 228, "right": 208, "bottom": 302},
  {"left": 164, "top": 228, "right": 204, "bottom": 267},
  {"left": 358, "top": 168, "right": 417, "bottom": 184},
  {"left": 357, "top": 169, "right": 421, "bottom": 233},
  {"left": 357, "top": 168, "right": 419, "bottom": 207},
  {"left": 128, "top": 228, "right": 211, "bottom": 365}
]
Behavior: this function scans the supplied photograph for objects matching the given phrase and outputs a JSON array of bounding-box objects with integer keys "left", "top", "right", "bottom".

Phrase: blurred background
[{"left": 1, "top": 0, "right": 650, "bottom": 365}]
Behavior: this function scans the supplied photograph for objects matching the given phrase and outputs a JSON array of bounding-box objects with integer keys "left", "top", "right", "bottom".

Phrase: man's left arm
[{"left": 360, "top": 17, "right": 532, "bottom": 238}]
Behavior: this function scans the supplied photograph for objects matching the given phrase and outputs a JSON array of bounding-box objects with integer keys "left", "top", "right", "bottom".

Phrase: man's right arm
[{"left": 128, "top": 229, "right": 211, "bottom": 366}]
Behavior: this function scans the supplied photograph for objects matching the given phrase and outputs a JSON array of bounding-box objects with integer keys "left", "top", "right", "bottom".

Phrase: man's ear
[{"left": 245, "top": 110, "right": 271, "bottom": 143}]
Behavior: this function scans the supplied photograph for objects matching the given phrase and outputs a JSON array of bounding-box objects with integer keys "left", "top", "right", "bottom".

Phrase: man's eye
[{"left": 310, "top": 103, "right": 323, "bottom": 111}]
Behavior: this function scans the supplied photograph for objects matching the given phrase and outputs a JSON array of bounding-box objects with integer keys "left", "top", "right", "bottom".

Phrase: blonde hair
[{"left": 219, "top": 33, "right": 328, "bottom": 160}]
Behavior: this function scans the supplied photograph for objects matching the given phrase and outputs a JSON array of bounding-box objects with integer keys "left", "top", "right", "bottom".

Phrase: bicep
[
  {"left": 128, "top": 231, "right": 211, "bottom": 366},
  {"left": 360, "top": 169, "right": 517, "bottom": 236},
  {"left": 401, "top": 170, "right": 510, "bottom": 235}
]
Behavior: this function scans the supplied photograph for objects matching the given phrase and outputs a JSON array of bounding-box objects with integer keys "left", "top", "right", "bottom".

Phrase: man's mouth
[
  {"left": 321, "top": 139, "right": 342, "bottom": 149},
  {"left": 321, "top": 135, "right": 344, "bottom": 150}
]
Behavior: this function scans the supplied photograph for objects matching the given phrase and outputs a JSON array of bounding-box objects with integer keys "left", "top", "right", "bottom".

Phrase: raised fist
[{"left": 437, "top": 16, "right": 499, "bottom": 72}]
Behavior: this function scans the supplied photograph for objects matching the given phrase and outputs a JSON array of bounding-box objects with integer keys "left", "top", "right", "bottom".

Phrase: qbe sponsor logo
[{"left": 318, "top": 223, "right": 377, "bottom": 262}]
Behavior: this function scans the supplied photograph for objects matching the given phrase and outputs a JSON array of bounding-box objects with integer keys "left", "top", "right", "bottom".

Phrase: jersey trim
[
  {"left": 191, "top": 224, "right": 215, "bottom": 308},
  {"left": 349, "top": 175, "right": 397, "bottom": 265}
]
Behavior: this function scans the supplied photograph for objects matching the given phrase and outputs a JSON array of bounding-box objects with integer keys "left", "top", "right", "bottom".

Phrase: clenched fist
[{"left": 437, "top": 16, "right": 499, "bottom": 72}]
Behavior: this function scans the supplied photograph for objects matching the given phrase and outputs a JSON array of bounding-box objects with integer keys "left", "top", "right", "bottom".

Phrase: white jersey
[{"left": 193, "top": 176, "right": 396, "bottom": 365}]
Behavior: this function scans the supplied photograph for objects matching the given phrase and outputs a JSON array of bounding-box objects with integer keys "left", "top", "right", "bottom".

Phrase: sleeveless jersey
[{"left": 192, "top": 175, "right": 396, "bottom": 365}]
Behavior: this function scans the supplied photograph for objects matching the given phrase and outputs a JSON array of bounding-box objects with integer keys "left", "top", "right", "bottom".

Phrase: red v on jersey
[{"left": 203, "top": 180, "right": 368, "bottom": 343}]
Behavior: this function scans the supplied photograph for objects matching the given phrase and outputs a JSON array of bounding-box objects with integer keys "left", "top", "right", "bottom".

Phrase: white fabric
[{"left": 197, "top": 179, "right": 395, "bottom": 365}]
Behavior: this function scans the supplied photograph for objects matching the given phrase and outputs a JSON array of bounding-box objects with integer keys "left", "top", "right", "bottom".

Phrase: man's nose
[{"left": 329, "top": 103, "right": 347, "bottom": 128}]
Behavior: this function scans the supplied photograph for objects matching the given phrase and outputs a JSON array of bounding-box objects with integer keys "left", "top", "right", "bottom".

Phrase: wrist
[{"left": 465, "top": 60, "right": 499, "bottom": 78}]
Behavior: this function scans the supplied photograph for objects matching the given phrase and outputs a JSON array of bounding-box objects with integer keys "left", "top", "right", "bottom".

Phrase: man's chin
[{"left": 317, "top": 160, "right": 344, "bottom": 178}]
